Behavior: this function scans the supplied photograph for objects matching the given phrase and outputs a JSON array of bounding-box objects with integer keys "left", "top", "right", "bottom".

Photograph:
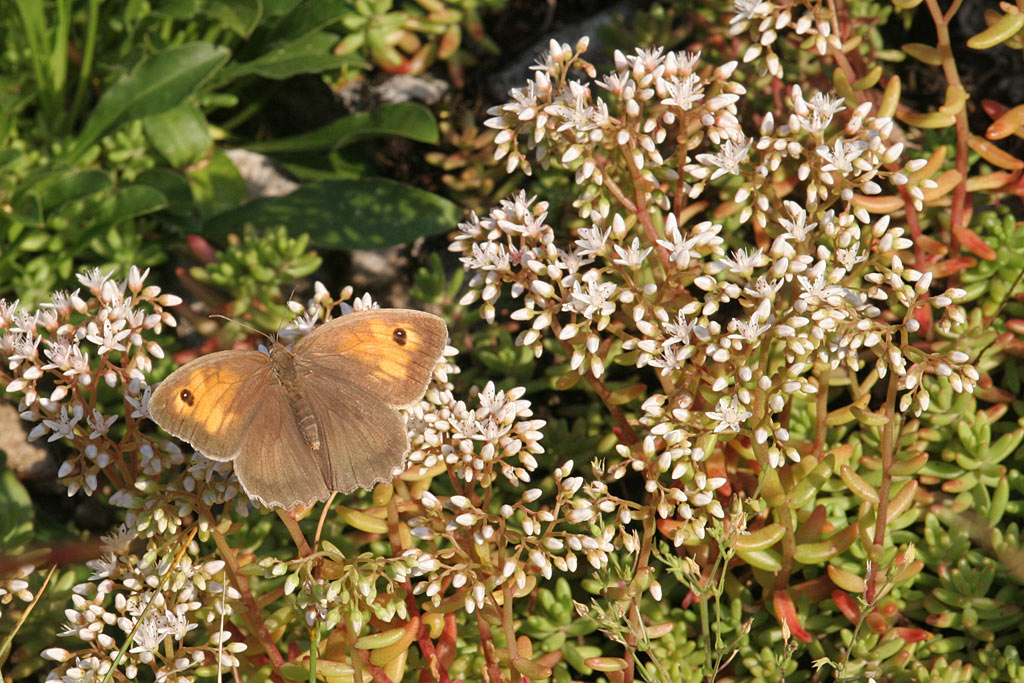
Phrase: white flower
[
  {"left": 695, "top": 134, "right": 752, "bottom": 179},
  {"left": 660, "top": 73, "right": 704, "bottom": 110},
  {"left": 43, "top": 404, "right": 84, "bottom": 442},
  {"left": 612, "top": 238, "right": 653, "bottom": 268},
  {"left": 707, "top": 396, "right": 752, "bottom": 433},
  {"left": 575, "top": 226, "right": 612, "bottom": 257},
  {"left": 566, "top": 277, "right": 617, "bottom": 320}
]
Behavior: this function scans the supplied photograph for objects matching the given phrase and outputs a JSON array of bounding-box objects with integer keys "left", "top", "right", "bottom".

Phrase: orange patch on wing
[
  {"left": 369, "top": 356, "right": 412, "bottom": 383},
  {"left": 177, "top": 365, "right": 252, "bottom": 435},
  {"left": 346, "top": 318, "right": 428, "bottom": 359}
]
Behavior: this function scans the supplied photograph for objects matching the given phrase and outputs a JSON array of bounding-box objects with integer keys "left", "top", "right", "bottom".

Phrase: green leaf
[
  {"left": 245, "top": 102, "right": 438, "bottom": 153},
  {"left": 0, "top": 149, "right": 21, "bottom": 170},
  {"left": 153, "top": 0, "right": 201, "bottom": 18},
  {"left": 216, "top": 32, "right": 358, "bottom": 82},
  {"left": 97, "top": 185, "right": 169, "bottom": 224},
  {"left": 70, "top": 42, "right": 231, "bottom": 159},
  {"left": 204, "top": 178, "right": 460, "bottom": 250},
  {"left": 136, "top": 168, "right": 196, "bottom": 216},
  {"left": 143, "top": 102, "right": 213, "bottom": 167},
  {"left": 187, "top": 149, "right": 249, "bottom": 218},
  {"left": 262, "top": 0, "right": 351, "bottom": 46},
  {"left": 29, "top": 169, "right": 112, "bottom": 211},
  {"left": 204, "top": 0, "right": 263, "bottom": 37},
  {"left": 263, "top": 0, "right": 302, "bottom": 15},
  {"left": 0, "top": 454, "right": 34, "bottom": 550}
]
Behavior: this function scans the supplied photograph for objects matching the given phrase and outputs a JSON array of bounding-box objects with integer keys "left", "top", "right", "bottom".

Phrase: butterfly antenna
[
  {"left": 209, "top": 314, "right": 274, "bottom": 345},
  {"left": 277, "top": 285, "right": 304, "bottom": 338}
]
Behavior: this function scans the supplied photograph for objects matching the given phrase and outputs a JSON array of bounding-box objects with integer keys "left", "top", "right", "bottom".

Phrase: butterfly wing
[
  {"left": 231, "top": 382, "right": 331, "bottom": 508},
  {"left": 148, "top": 351, "right": 271, "bottom": 462},
  {"left": 293, "top": 309, "right": 447, "bottom": 407},
  {"left": 297, "top": 367, "right": 410, "bottom": 493}
]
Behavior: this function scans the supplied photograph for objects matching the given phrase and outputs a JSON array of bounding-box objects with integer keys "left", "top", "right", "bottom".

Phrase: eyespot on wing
[{"left": 148, "top": 350, "right": 271, "bottom": 461}]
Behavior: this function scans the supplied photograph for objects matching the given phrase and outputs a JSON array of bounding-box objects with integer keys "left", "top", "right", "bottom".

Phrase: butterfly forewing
[
  {"left": 294, "top": 310, "right": 447, "bottom": 407},
  {"left": 148, "top": 351, "right": 272, "bottom": 462}
]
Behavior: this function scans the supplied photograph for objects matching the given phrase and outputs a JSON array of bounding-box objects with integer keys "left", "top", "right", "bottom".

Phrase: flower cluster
[
  {"left": 0, "top": 562, "right": 35, "bottom": 621},
  {"left": 0, "top": 274, "right": 469, "bottom": 681},
  {"left": 452, "top": 40, "right": 977, "bottom": 546},
  {"left": 42, "top": 524, "right": 244, "bottom": 681},
  {"left": 729, "top": 0, "right": 840, "bottom": 78},
  {"left": 0, "top": 267, "right": 251, "bottom": 539}
]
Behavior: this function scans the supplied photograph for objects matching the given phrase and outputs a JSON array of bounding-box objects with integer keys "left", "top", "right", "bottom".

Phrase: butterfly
[{"left": 148, "top": 309, "right": 447, "bottom": 509}]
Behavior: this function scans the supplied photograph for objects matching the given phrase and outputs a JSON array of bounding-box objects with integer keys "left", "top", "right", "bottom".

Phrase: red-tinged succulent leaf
[
  {"left": 893, "top": 627, "right": 931, "bottom": 643},
  {"left": 794, "top": 505, "right": 828, "bottom": 544},
  {"left": 927, "top": 611, "right": 956, "bottom": 627},
  {"left": 1002, "top": 320, "right": 1024, "bottom": 337},
  {"left": 379, "top": 56, "right": 413, "bottom": 74},
  {"left": 931, "top": 256, "right": 977, "bottom": 278},
  {"left": 953, "top": 225, "right": 997, "bottom": 260},
  {"left": 773, "top": 590, "right": 813, "bottom": 643},
  {"left": 974, "top": 384, "right": 1016, "bottom": 403},
  {"left": 986, "top": 103, "right": 1024, "bottom": 140},
  {"left": 1001, "top": 341, "right": 1024, "bottom": 357},
  {"left": 789, "top": 576, "right": 834, "bottom": 603},
  {"left": 984, "top": 402, "right": 1009, "bottom": 422},
  {"left": 915, "top": 233, "right": 949, "bottom": 255},
  {"left": 656, "top": 518, "right": 685, "bottom": 538},
  {"left": 913, "top": 305, "right": 933, "bottom": 338},
  {"left": 982, "top": 98, "right": 1010, "bottom": 120},
  {"left": 866, "top": 611, "right": 890, "bottom": 634},
  {"left": 832, "top": 590, "right": 861, "bottom": 623},
  {"left": 1010, "top": 172, "right": 1024, "bottom": 196},
  {"left": 187, "top": 233, "right": 218, "bottom": 264}
]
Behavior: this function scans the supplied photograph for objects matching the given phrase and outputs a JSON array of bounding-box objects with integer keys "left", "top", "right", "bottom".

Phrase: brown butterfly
[{"left": 148, "top": 309, "right": 447, "bottom": 509}]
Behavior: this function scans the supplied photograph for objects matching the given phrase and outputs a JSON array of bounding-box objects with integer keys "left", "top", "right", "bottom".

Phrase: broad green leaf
[
  {"left": 143, "top": 102, "right": 213, "bottom": 167},
  {"left": 0, "top": 453, "right": 34, "bottom": 550},
  {"left": 204, "top": 178, "right": 460, "bottom": 250},
  {"left": 97, "top": 185, "right": 169, "bottom": 224},
  {"left": 187, "top": 149, "right": 248, "bottom": 218},
  {"left": 16, "top": 228, "right": 52, "bottom": 252},
  {"left": 153, "top": 0, "right": 201, "bottom": 18},
  {"left": 217, "top": 50, "right": 357, "bottom": 82},
  {"left": 261, "top": 0, "right": 350, "bottom": 46},
  {"left": 216, "top": 32, "right": 357, "bottom": 83},
  {"left": 276, "top": 155, "right": 368, "bottom": 181},
  {"left": 29, "top": 169, "right": 112, "bottom": 211},
  {"left": 204, "top": 0, "right": 263, "bottom": 37},
  {"left": 70, "top": 42, "right": 231, "bottom": 159},
  {"left": 0, "top": 149, "right": 21, "bottom": 169},
  {"left": 136, "top": 168, "right": 195, "bottom": 216},
  {"left": 246, "top": 102, "right": 439, "bottom": 153},
  {"left": 263, "top": 0, "right": 302, "bottom": 15}
]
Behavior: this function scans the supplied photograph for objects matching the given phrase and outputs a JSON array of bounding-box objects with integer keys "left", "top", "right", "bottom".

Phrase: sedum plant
[
  {"left": 451, "top": 38, "right": 983, "bottom": 678},
  {"left": 2, "top": 1, "right": 1024, "bottom": 680}
]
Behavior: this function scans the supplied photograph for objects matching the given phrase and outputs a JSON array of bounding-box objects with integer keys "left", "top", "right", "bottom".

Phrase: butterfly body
[
  {"left": 266, "top": 342, "right": 324, "bottom": 458},
  {"left": 148, "top": 309, "right": 447, "bottom": 509}
]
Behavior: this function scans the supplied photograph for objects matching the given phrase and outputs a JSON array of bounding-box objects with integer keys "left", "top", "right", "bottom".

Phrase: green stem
[{"left": 67, "top": 0, "right": 101, "bottom": 131}]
